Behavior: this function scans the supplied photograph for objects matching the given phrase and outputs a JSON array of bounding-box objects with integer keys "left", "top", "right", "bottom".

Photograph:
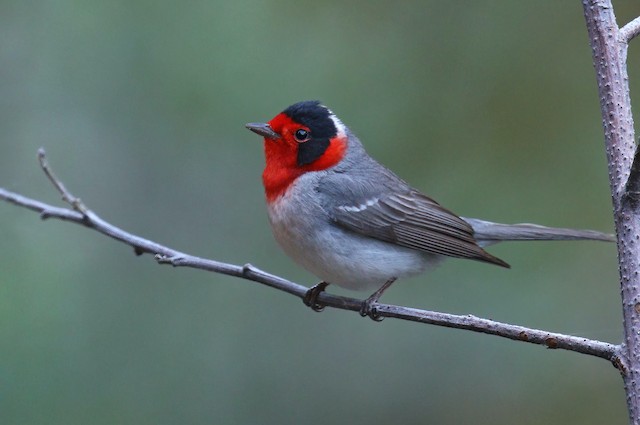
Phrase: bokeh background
[{"left": 1, "top": 1, "right": 637, "bottom": 424}]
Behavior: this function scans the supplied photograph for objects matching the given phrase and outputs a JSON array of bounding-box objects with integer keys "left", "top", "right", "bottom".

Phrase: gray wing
[{"left": 319, "top": 172, "right": 509, "bottom": 268}]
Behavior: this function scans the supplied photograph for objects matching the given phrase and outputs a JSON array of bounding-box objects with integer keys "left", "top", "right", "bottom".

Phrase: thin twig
[
  {"left": 0, "top": 150, "right": 621, "bottom": 364},
  {"left": 620, "top": 16, "right": 640, "bottom": 43},
  {"left": 37, "top": 148, "right": 87, "bottom": 214}
]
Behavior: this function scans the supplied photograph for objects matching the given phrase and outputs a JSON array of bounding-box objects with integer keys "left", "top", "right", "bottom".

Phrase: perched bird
[{"left": 246, "top": 100, "right": 614, "bottom": 318}]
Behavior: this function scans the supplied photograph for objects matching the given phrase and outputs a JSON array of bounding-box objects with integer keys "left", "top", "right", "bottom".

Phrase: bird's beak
[{"left": 245, "top": 122, "right": 280, "bottom": 140}]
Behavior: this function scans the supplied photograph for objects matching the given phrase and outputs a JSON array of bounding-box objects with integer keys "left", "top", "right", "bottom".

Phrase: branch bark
[
  {"left": 620, "top": 16, "right": 640, "bottom": 43},
  {"left": 583, "top": 1, "right": 640, "bottom": 422},
  {"left": 0, "top": 150, "right": 620, "bottom": 363}
]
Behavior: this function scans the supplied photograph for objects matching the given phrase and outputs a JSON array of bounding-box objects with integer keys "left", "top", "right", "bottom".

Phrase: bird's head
[{"left": 246, "top": 100, "right": 348, "bottom": 202}]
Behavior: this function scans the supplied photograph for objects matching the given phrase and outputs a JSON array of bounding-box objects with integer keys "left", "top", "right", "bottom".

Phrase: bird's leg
[
  {"left": 359, "top": 277, "right": 397, "bottom": 321},
  {"left": 303, "top": 281, "right": 330, "bottom": 312}
]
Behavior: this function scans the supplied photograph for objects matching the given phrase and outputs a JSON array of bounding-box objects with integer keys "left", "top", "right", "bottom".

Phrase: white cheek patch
[{"left": 340, "top": 197, "right": 379, "bottom": 213}]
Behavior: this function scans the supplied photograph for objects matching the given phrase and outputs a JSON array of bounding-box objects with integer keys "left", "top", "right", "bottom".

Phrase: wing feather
[{"left": 332, "top": 190, "right": 509, "bottom": 267}]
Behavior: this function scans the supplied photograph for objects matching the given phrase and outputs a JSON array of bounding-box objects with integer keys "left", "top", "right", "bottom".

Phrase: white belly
[{"left": 267, "top": 182, "right": 442, "bottom": 292}]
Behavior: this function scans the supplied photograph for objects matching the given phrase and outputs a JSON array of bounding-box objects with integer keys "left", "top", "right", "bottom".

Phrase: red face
[{"left": 247, "top": 101, "right": 348, "bottom": 202}]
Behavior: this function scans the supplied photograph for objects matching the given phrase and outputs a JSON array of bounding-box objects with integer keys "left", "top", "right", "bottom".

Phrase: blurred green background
[{"left": 1, "top": 1, "right": 636, "bottom": 424}]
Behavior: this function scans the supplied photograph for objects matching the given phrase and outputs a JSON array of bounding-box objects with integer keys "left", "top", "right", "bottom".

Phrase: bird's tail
[{"left": 462, "top": 218, "right": 616, "bottom": 246}]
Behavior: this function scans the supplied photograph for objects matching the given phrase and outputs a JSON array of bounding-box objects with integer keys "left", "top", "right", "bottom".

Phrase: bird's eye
[{"left": 294, "top": 129, "right": 310, "bottom": 142}]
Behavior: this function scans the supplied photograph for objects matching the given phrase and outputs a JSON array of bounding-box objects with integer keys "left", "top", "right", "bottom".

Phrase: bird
[{"left": 245, "top": 100, "right": 615, "bottom": 319}]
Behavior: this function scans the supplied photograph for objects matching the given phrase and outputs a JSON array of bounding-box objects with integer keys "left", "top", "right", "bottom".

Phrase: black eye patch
[
  {"left": 282, "top": 101, "right": 338, "bottom": 166},
  {"left": 297, "top": 138, "right": 331, "bottom": 166}
]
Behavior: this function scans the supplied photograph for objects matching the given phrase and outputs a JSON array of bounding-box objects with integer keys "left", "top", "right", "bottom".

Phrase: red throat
[{"left": 262, "top": 114, "right": 347, "bottom": 203}]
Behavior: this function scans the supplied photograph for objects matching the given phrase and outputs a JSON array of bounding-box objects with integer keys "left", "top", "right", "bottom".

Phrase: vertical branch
[{"left": 583, "top": 0, "right": 639, "bottom": 422}]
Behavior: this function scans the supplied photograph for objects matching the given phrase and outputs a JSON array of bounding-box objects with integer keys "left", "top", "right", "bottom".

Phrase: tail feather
[{"left": 462, "top": 218, "right": 616, "bottom": 246}]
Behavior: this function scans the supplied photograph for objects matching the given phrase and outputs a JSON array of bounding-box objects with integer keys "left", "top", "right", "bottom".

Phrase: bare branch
[
  {"left": 620, "top": 16, "right": 640, "bottom": 43},
  {"left": 583, "top": 0, "right": 640, "bottom": 421},
  {"left": 0, "top": 151, "right": 620, "bottom": 364}
]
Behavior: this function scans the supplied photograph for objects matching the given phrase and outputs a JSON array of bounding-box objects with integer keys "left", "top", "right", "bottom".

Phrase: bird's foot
[
  {"left": 303, "top": 281, "right": 330, "bottom": 312},
  {"left": 359, "top": 295, "right": 384, "bottom": 321},
  {"left": 358, "top": 278, "right": 397, "bottom": 321}
]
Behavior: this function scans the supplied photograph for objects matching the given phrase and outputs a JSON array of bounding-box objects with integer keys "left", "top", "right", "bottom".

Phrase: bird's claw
[
  {"left": 359, "top": 278, "right": 396, "bottom": 321},
  {"left": 303, "top": 281, "right": 330, "bottom": 312},
  {"left": 359, "top": 299, "right": 384, "bottom": 322}
]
